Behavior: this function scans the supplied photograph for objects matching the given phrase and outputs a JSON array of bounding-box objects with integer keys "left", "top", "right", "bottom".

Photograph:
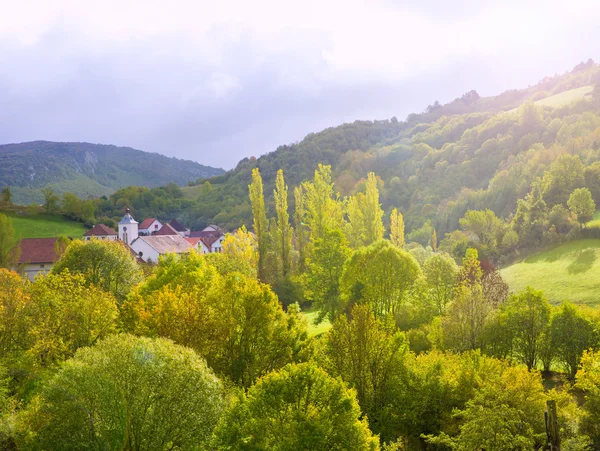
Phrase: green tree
[
  {"left": 25, "top": 272, "right": 119, "bottom": 367},
  {"left": 304, "top": 229, "right": 351, "bottom": 322},
  {"left": 0, "top": 268, "right": 29, "bottom": 360},
  {"left": 389, "top": 208, "right": 405, "bottom": 248},
  {"left": 363, "top": 172, "right": 385, "bottom": 245},
  {"left": 273, "top": 169, "right": 293, "bottom": 277},
  {"left": 459, "top": 209, "right": 505, "bottom": 253},
  {"left": 41, "top": 188, "right": 60, "bottom": 214},
  {"left": 341, "top": 240, "right": 421, "bottom": 318},
  {"left": 51, "top": 240, "right": 142, "bottom": 302},
  {"left": 16, "top": 334, "right": 224, "bottom": 450},
  {"left": 249, "top": 168, "right": 270, "bottom": 282},
  {"left": 323, "top": 304, "right": 408, "bottom": 442},
  {"left": 294, "top": 185, "right": 309, "bottom": 272},
  {"left": 123, "top": 253, "right": 308, "bottom": 388},
  {"left": 577, "top": 349, "right": 600, "bottom": 446},
  {"left": 422, "top": 252, "right": 459, "bottom": 316},
  {"left": 0, "top": 186, "right": 11, "bottom": 204},
  {"left": 540, "top": 154, "right": 585, "bottom": 207},
  {"left": 213, "top": 362, "right": 379, "bottom": 451},
  {"left": 549, "top": 302, "right": 597, "bottom": 380},
  {"left": 0, "top": 214, "right": 20, "bottom": 269},
  {"left": 568, "top": 187, "right": 596, "bottom": 229},
  {"left": 501, "top": 287, "right": 551, "bottom": 370}
]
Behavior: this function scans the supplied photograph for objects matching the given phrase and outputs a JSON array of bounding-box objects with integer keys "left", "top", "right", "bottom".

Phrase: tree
[
  {"left": 51, "top": 240, "right": 142, "bottom": 302},
  {"left": 0, "top": 186, "right": 11, "bottom": 204},
  {"left": 540, "top": 154, "right": 585, "bottom": 207},
  {"left": 568, "top": 187, "right": 596, "bottom": 229},
  {"left": 363, "top": 173, "right": 385, "bottom": 245},
  {"left": 0, "top": 269, "right": 29, "bottom": 360},
  {"left": 123, "top": 253, "right": 308, "bottom": 388},
  {"left": 213, "top": 362, "right": 379, "bottom": 451},
  {"left": 458, "top": 248, "right": 483, "bottom": 286},
  {"left": 341, "top": 240, "right": 421, "bottom": 318},
  {"left": 25, "top": 272, "right": 119, "bottom": 366},
  {"left": 549, "top": 302, "right": 597, "bottom": 380},
  {"left": 501, "top": 287, "right": 551, "bottom": 370},
  {"left": 41, "top": 187, "right": 59, "bottom": 214},
  {"left": 0, "top": 214, "right": 20, "bottom": 269},
  {"left": 324, "top": 304, "right": 408, "bottom": 442},
  {"left": 273, "top": 170, "right": 293, "bottom": 277},
  {"left": 16, "top": 334, "right": 224, "bottom": 450},
  {"left": 294, "top": 185, "right": 309, "bottom": 272},
  {"left": 459, "top": 209, "right": 505, "bottom": 253},
  {"left": 431, "top": 228, "right": 438, "bottom": 251},
  {"left": 389, "top": 208, "right": 405, "bottom": 248},
  {"left": 304, "top": 229, "right": 351, "bottom": 322},
  {"left": 221, "top": 225, "right": 258, "bottom": 278},
  {"left": 249, "top": 168, "right": 270, "bottom": 282},
  {"left": 422, "top": 252, "right": 459, "bottom": 316},
  {"left": 577, "top": 349, "right": 600, "bottom": 446}
]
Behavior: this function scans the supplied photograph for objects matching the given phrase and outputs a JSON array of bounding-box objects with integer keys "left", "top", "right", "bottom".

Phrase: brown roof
[
  {"left": 169, "top": 219, "right": 188, "bottom": 232},
  {"left": 156, "top": 223, "right": 179, "bottom": 236},
  {"left": 185, "top": 237, "right": 202, "bottom": 246},
  {"left": 189, "top": 230, "right": 223, "bottom": 248},
  {"left": 19, "top": 238, "right": 60, "bottom": 264},
  {"left": 83, "top": 224, "right": 117, "bottom": 237},
  {"left": 139, "top": 218, "right": 159, "bottom": 230},
  {"left": 136, "top": 235, "right": 193, "bottom": 254}
]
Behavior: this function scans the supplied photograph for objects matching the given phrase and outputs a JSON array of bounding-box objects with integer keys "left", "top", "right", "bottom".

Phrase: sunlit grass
[
  {"left": 5, "top": 211, "right": 85, "bottom": 238},
  {"left": 300, "top": 308, "right": 332, "bottom": 337},
  {"left": 500, "top": 239, "right": 600, "bottom": 306}
]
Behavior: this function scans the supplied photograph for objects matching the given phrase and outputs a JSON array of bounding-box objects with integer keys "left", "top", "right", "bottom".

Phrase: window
[{"left": 40, "top": 264, "right": 45, "bottom": 269}]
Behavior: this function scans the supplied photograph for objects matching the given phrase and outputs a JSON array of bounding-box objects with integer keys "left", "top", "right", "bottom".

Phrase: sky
[{"left": 1, "top": 0, "right": 600, "bottom": 169}]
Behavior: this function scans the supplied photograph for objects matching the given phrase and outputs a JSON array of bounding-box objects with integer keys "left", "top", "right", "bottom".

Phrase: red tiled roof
[
  {"left": 139, "top": 218, "right": 159, "bottom": 230},
  {"left": 156, "top": 223, "right": 179, "bottom": 236},
  {"left": 83, "top": 224, "right": 117, "bottom": 237},
  {"left": 185, "top": 237, "right": 202, "bottom": 246},
  {"left": 19, "top": 238, "right": 60, "bottom": 264}
]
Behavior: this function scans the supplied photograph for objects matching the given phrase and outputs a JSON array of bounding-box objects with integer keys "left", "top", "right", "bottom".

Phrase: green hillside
[
  {"left": 501, "top": 239, "right": 600, "bottom": 306},
  {"left": 6, "top": 211, "right": 85, "bottom": 238},
  {"left": 0, "top": 141, "right": 225, "bottom": 205}
]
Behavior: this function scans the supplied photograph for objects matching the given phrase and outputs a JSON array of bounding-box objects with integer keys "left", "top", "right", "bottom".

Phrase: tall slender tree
[
  {"left": 0, "top": 214, "right": 20, "bottom": 269},
  {"left": 294, "top": 186, "right": 308, "bottom": 273},
  {"left": 274, "top": 170, "right": 293, "bottom": 277},
  {"left": 363, "top": 173, "right": 384, "bottom": 245},
  {"left": 249, "top": 168, "right": 269, "bottom": 281},
  {"left": 390, "top": 208, "right": 405, "bottom": 248}
]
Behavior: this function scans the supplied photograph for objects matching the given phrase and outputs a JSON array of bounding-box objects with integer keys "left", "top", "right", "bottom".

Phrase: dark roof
[
  {"left": 169, "top": 219, "right": 188, "bottom": 232},
  {"left": 19, "top": 238, "right": 60, "bottom": 264},
  {"left": 139, "top": 218, "right": 159, "bottom": 230},
  {"left": 189, "top": 230, "right": 222, "bottom": 238},
  {"left": 156, "top": 223, "right": 179, "bottom": 236},
  {"left": 83, "top": 224, "right": 117, "bottom": 237}
]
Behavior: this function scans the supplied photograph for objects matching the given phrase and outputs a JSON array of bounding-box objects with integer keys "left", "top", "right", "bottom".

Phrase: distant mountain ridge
[{"left": 0, "top": 141, "right": 224, "bottom": 204}]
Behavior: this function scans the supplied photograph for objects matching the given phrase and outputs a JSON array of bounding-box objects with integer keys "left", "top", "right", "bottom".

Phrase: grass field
[
  {"left": 300, "top": 309, "right": 332, "bottom": 337},
  {"left": 506, "top": 85, "right": 594, "bottom": 114},
  {"left": 500, "top": 239, "right": 600, "bottom": 306},
  {"left": 5, "top": 212, "right": 85, "bottom": 238}
]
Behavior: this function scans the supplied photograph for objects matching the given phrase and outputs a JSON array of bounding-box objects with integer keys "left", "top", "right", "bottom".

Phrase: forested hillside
[{"left": 0, "top": 141, "right": 224, "bottom": 204}]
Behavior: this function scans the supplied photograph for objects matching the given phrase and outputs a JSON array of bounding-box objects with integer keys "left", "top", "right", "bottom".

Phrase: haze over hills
[{"left": 0, "top": 141, "right": 224, "bottom": 205}]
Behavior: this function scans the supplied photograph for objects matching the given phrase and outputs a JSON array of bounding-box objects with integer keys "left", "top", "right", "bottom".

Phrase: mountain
[
  {"left": 0, "top": 141, "right": 224, "bottom": 204},
  {"left": 168, "top": 59, "right": 600, "bottom": 231}
]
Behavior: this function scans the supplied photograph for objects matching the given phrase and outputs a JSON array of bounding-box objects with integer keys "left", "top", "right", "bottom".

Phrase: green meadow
[{"left": 5, "top": 212, "right": 85, "bottom": 238}]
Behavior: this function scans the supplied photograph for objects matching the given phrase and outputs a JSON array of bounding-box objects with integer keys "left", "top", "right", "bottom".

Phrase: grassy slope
[
  {"left": 6, "top": 212, "right": 85, "bottom": 238},
  {"left": 535, "top": 85, "right": 594, "bottom": 108},
  {"left": 500, "top": 239, "right": 600, "bottom": 306},
  {"left": 181, "top": 184, "right": 205, "bottom": 199}
]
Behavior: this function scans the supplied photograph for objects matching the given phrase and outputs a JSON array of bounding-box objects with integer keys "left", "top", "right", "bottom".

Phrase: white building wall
[
  {"left": 211, "top": 235, "right": 225, "bottom": 253},
  {"left": 130, "top": 239, "right": 160, "bottom": 263},
  {"left": 84, "top": 235, "right": 117, "bottom": 241},
  {"left": 22, "top": 263, "right": 53, "bottom": 281}
]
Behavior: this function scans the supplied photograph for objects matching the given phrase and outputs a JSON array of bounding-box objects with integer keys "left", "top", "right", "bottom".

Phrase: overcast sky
[{"left": 1, "top": 0, "right": 599, "bottom": 169}]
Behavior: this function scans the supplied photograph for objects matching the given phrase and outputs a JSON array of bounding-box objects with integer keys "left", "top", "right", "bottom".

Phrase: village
[{"left": 17, "top": 208, "right": 225, "bottom": 280}]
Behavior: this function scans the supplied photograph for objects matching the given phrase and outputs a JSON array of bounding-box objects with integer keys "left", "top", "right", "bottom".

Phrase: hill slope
[
  {"left": 500, "top": 239, "right": 600, "bottom": 306},
  {"left": 0, "top": 141, "right": 224, "bottom": 204}
]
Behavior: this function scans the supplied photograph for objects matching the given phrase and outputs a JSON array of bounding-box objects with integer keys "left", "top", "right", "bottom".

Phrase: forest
[{"left": 2, "top": 159, "right": 600, "bottom": 449}]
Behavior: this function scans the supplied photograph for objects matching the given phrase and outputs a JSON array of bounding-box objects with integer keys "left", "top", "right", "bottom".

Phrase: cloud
[{"left": 0, "top": 0, "right": 599, "bottom": 169}]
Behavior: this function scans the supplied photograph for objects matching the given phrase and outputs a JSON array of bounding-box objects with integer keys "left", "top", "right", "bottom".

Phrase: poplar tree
[
  {"left": 363, "top": 173, "right": 384, "bottom": 245},
  {"left": 390, "top": 208, "right": 405, "bottom": 247},
  {"left": 346, "top": 193, "right": 365, "bottom": 248},
  {"left": 274, "top": 170, "right": 293, "bottom": 277},
  {"left": 431, "top": 229, "right": 438, "bottom": 251},
  {"left": 249, "top": 168, "right": 269, "bottom": 281},
  {"left": 294, "top": 186, "right": 308, "bottom": 273}
]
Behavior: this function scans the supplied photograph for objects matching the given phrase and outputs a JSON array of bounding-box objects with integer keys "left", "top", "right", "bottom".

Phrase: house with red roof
[
  {"left": 18, "top": 237, "right": 62, "bottom": 281},
  {"left": 83, "top": 224, "right": 117, "bottom": 241},
  {"left": 189, "top": 226, "right": 225, "bottom": 253},
  {"left": 156, "top": 223, "right": 180, "bottom": 236},
  {"left": 139, "top": 218, "right": 162, "bottom": 236}
]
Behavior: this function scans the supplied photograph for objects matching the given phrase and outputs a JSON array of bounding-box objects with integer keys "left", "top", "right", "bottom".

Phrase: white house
[
  {"left": 188, "top": 225, "right": 225, "bottom": 253},
  {"left": 138, "top": 218, "right": 162, "bottom": 236},
  {"left": 130, "top": 235, "right": 193, "bottom": 263},
  {"left": 83, "top": 224, "right": 118, "bottom": 241},
  {"left": 18, "top": 237, "right": 62, "bottom": 281},
  {"left": 118, "top": 208, "right": 139, "bottom": 245}
]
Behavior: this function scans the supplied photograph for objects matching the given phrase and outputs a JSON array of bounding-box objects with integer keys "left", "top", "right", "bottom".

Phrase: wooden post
[{"left": 545, "top": 399, "right": 560, "bottom": 451}]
